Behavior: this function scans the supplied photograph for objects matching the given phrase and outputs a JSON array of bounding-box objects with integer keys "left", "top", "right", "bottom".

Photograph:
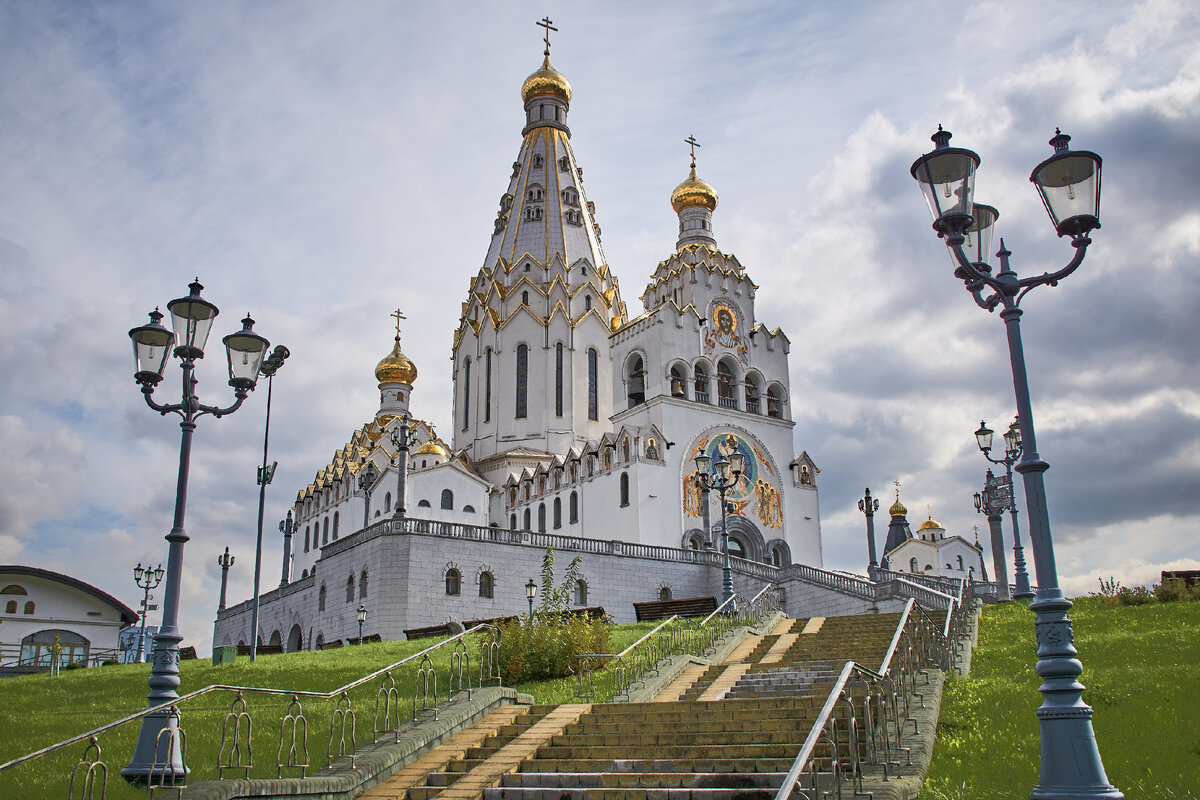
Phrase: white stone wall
[{"left": 0, "top": 571, "right": 127, "bottom": 657}]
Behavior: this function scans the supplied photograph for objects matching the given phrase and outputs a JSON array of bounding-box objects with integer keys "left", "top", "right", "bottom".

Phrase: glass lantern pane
[
  {"left": 132, "top": 328, "right": 174, "bottom": 377},
  {"left": 167, "top": 299, "right": 219, "bottom": 353},
  {"left": 917, "top": 151, "right": 976, "bottom": 222},
  {"left": 1034, "top": 154, "right": 1099, "bottom": 229},
  {"left": 225, "top": 333, "right": 269, "bottom": 383}
]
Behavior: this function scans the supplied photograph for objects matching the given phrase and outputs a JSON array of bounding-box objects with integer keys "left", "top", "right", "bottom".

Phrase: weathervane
[
  {"left": 537, "top": 16, "right": 557, "bottom": 56},
  {"left": 684, "top": 134, "right": 701, "bottom": 169}
]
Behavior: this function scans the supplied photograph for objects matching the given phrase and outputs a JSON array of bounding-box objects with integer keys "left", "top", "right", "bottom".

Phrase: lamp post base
[
  {"left": 119, "top": 706, "right": 189, "bottom": 785},
  {"left": 1013, "top": 544, "right": 1035, "bottom": 598}
]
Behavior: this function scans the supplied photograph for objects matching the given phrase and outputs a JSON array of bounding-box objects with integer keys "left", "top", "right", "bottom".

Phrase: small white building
[
  {"left": 884, "top": 515, "right": 986, "bottom": 581},
  {"left": 0, "top": 566, "right": 138, "bottom": 668}
]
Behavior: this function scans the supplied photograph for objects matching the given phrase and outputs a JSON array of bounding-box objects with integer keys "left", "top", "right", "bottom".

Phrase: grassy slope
[
  {"left": 925, "top": 596, "right": 1200, "bottom": 799},
  {"left": 0, "top": 621, "right": 659, "bottom": 799}
]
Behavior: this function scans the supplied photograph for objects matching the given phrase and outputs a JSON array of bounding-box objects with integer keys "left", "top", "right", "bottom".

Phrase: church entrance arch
[
  {"left": 681, "top": 427, "right": 785, "bottom": 537},
  {"left": 287, "top": 624, "right": 303, "bottom": 652}
]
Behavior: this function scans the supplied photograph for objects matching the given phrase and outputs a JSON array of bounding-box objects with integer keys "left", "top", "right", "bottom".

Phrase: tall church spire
[{"left": 451, "top": 21, "right": 625, "bottom": 474}]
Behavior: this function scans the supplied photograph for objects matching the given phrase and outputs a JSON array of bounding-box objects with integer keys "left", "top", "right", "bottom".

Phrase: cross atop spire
[
  {"left": 894, "top": 479, "right": 901, "bottom": 500},
  {"left": 390, "top": 308, "right": 407, "bottom": 341},
  {"left": 684, "top": 134, "right": 701, "bottom": 169},
  {"left": 537, "top": 16, "right": 558, "bottom": 57}
]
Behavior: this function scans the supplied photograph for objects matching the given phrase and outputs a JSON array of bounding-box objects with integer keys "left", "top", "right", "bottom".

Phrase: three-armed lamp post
[
  {"left": 122, "top": 280, "right": 270, "bottom": 783},
  {"left": 911, "top": 128, "right": 1120, "bottom": 798},
  {"left": 132, "top": 563, "right": 164, "bottom": 663},
  {"left": 974, "top": 418, "right": 1034, "bottom": 599},
  {"left": 858, "top": 488, "right": 880, "bottom": 570},
  {"left": 525, "top": 578, "right": 537, "bottom": 617},
  {"left": 693, "top": 450, "right": 745, "bottom": 604}
]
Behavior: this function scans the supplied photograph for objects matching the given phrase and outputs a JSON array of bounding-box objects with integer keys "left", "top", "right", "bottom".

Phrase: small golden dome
[
  {"left": 670, "top": 165, "right": 718, "bottom": 213},
  {"left": 375, "top": 337, "right": 417, "bottom": 385},
  {"left": 918, "top": 517, "right": 943, "bottom": 531},
  {"left": 888, "top": 498, "right": 907, "bottom": 517},
  {"left": 413, "top": 441, "right": 450, "bottom": 458},
  {"left": 521, "top": 55, "right": 572, "bottom": 104}
]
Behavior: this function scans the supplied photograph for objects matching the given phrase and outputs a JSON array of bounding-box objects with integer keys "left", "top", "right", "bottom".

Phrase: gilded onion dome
[
  {"left": 521, "top": 55, "right": 572, "bottom": 104},
  {"left": 670, "top": 165, "right": 718, "bottom": 213},
  {"left": 375, "top": 336, "right": 417, "bottom": 385},
  {"left": 413, "top": 441, "right": 450, "bottom": 458},
  {"left": 888, "top": 497, "right": 907, "bottom": 517},
  {"left": 918, "top": 516, "right": 942, "bottom": 531}
]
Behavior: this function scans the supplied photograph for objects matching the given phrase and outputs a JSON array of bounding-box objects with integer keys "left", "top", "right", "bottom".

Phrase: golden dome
[
  {"left": 670, "top": 165, "right": 718, "bottom": 213},
  {"left": 888, "top": 498, "right": 907, "bottom": 517},
  {"left": 375, "top": 337, "right": 417, "bottom": 385},
  {"left": 521, "top": 55, "right": 572, "bottom": 104},
  {"left": 918, "top": 517, "right": 943, "bottom": 531},
  {"left": 414, "top": 441, "right": 450, "bottom": 458}
]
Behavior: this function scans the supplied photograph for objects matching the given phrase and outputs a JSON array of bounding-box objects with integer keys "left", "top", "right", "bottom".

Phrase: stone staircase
[{"left": 362, "top": 611, "right": 916, "bottom": 800}]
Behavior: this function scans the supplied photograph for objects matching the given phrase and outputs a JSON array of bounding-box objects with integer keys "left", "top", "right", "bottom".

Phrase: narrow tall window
[
  {"left": 359, "top": 570, "right": 368, "bottom": 599},
  {"left": 555, "top": 342, "right": 564, "bottom": 417},
  {"left": 523, "top": 508, "right": 531, "bottom": 530},
  {"left": 333, "top": 512, "right": 339, "bottom": 540},
  {"left": 587, "top": 348, "right": 598, "bottom": 421},
  {"left": 479, "top": 571, "right": 494, "bottom": 598},
  {"left": 619, "top": 472, "right": 630, "bottom": 507},
  {"left": 445, "top": 568, "right": 460, "bottom": 596},
  {"left": 346, "top": 574, "right": 355, "bottom": 602},
  {"left": 569, "top": 491, "right": 578, "bottom": 523},
  {"left": 323, "top": 517, "right": 329, "bottom": 544},
  {"left": 553, "top": 497, "right": 562, "bottom": 529},
  {"left": 484, "top": 348, "right": 492, "bottom": 422},
  {"left": 516, "top": 344, "right": 528, "bottom": 419},
  {"left": 538, "top": 503, "right": 546, "bottom": 533},
  {"left": 440, "top": 489, "right": 454, "bottom": 510},
  {"left": 462, "top": 358, "right": 471, "bottom": 431}
]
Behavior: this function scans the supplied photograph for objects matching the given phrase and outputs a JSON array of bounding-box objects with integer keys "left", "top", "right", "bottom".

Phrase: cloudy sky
[{"left": 2, "top": 1, "right": 1197, "bottom": 654}]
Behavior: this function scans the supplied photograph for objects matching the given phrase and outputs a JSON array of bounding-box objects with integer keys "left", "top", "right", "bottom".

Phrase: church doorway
[{"left": 287, "top": 624, "right": 303, "bottom": 652}]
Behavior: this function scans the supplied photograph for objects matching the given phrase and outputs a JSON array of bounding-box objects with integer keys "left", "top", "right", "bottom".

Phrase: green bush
[
  {"left": 62, "top": 662, "right": 83, "bottom": 671},
  {"left": 1114, "top": 585, "right": 1155, "bottom": 606},
  {"left": 497, "top": 613, "right": 611, "bottom": 682},
  {"left": 100, "top": 659, "right": 120, "bottom": 667},
  {"left": 1154, "top": 577, "right": 1200, "bottom": 603}
]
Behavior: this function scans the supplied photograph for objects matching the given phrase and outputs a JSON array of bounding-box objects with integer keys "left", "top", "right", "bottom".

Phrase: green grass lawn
[
  {"left": 925, "top": 596, "right": 1200, "bottom": 799},
  {"left": 0, "top": 622, "right": 662, "bottom": 799}
]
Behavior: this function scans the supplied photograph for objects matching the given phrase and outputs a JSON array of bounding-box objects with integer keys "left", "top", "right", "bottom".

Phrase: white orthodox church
[{"left": 215, "top": 38, "right": 835, "bottom": 652}]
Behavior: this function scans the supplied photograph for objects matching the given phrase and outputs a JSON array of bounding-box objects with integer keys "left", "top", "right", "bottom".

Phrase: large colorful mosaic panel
[{"left": 683, "top": 431, "right": 782, "bottom": 528}]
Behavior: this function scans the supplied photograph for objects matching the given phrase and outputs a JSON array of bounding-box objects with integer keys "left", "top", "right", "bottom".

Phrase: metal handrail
[{"left": 0, "top": 623, "right": 500, "bottom": 775}]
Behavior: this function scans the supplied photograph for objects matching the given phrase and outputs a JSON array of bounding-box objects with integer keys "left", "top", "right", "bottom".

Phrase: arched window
[
  {"left": 445, "top": 568, "right": 461, "bottom": 596},
  {"left": 484, "top": 348, "right": 493, "bottom": 422},
  {"left": 717, "top": 360, "right": 736, "bottom": 409},
  {"left": 910, "top": 558, "right": 919, "bottom": 573},
  {"left": 772, "top": 547, "right": 784, "bottom": 567},
  {"left": 304, "top": 526, "right": 310, "bottom": 552},
  {"left": 302, "top": 568, "right": 308, "bottom": 579},
  {"left": 360, "top": 569, "right": 368, "bottom": 599},
  {"left": 333, "top": 512, "right": 339, "bottom": 539},
  {"left": 537, "top": 503, "right": 546, "bottom": 532},
  {"left": 569, "top": 491, "right": 578, "bottom": 523},
  {"left": 619, "top": 472, "right": 630, "bottom": 507},
  {"left": 585, "top": 295, "right": 592, "bottom": 311},
  {"left": 521, "top": 290, "right": 529, "bottom": 306},
  {"left": 346, "top": 574, "right": 355, "bottom": 602},
  {"left": 23, "top": 601, "right": 34, "bottom": 614},
  {"left": 385, "top": 492, "right": 392, "bottom": 513},
  {"left": 319, "top": 583, "right": 327, "bottom": 612},
  {"left": 659, "top": 586, "right": 671, "bottom": 601},
  {"left": 462, "top": 357, "right": 471, "bottom": 431},
  {"left": 957, "top": 555, "right": 965, "bottom": 570},
  {"left": 745, "top": 375, "right": 761, "bottom": 414},
  {"left": 479, "top": 571, "right": 494, "bottom": 599},
  {"left": 417, "top": 499, "right": 431, "bottom": 507},
  {"left": 626, "top": 355, "right": 645, "bottom": 408},
  {"left": 728, "top": 537, "right": 746, "bottom": 559},
  {"left": 464, "top": 504, "right": 475, "bottom": 513},
  {"left": 587, "top": 348, "right": 598, "bottom": 421},
  {"left": 440, "top": 489, "right": 454, "bottom": 510},
  {"left": 670, "top": 365, "right": 687, "bottom": 398},
  {"left": 694, "top": 364, "right": 710, "bottom": 403},
  {"left": 510, "top": 513, "right": 517, "bottom": 529},
  {"left": 553, "top": 497, "right": 562, "bottom": 529},
  {"left": 767, "top": 386, "right": 783, "bottom": 418},
  {"left": 555, "top": 342, "right": 564, "bottom": 417},
  {"left": 1, "top": 584, "right": 28, "bottom": 596},
  {"left": 573, "top": 579, "right": 588, "bottom": 606},
  {"left": 523, "top": 508, "right": 531, "bottom": 531},
  {"left": 4, "top": 601, "right": 14, "bottom": 614},
  {"left": 322, "top": 517, "right": 329, "bottom": 544},
  {"left": 20, "top": 629, "right": 89, "bottom": 667},
  {"left": 515, "top": 344, "right": 528, "bottom": 419}
]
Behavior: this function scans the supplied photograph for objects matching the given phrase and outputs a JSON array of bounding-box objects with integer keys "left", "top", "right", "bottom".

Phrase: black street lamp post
[
  {"left": 858, "top": 488, "right": 880, "bottom": 570},
  {"left": 693, "top": 451, "right": 745, "bottom": 604},
  {"left": 132, "top": 563, "right": 164, "bottom": 663},
  {"left": 216, "top": 548, "right": 234, "bottom": 611},
  {"left": 974, "top": 471, "right": 1012, "bottom": 603},
  {"left": 390, "top": 417, "right": 417, "bottom": 519},
  {"left": 975, "top": 418, "right": 1034, "bottom": 599},
  {"left": 279, "top": 511, "right": 294, "bottom": 588},
  {"left": 122, "top": 280, "right": 270, "bottom": 783},
  {"left": 249, "top": 344, "right": 289, "bottom": 662},
  {"left": 912, "top": 128, "right": 1120, "bottom": 798},
  {"left": 525, "top": 578, "right": 537, "bottom": 617},
  {"left": 356, "top": 604, "right": 367, "bottom": 645}
]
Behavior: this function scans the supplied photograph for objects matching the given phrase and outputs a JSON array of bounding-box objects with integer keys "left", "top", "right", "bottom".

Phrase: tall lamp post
[
  {"left": 216, "top": 548, "right": 235, "bottom": 611},
  {"left": 974, "top": 471, "right": 1012, "bottom": 602},
  {"left": 912, "top": 128, "right": 1120, "bottom": 798},
  {"left": 975, "top": 418, "right": 1034, "bottom": 598},
  {"left": 693, "top": 450, "right": 745, "bottom": 604},
  {"left": 279, "top": 511, "right": 294, "bottom": 588},
  {"left": 249, "top": 344, "right": 289, "bottom": 662},
  {"left": 356, "top": 604, "right": 368, "bottom": 645},
  {"left": 525, "top": 578, "right": 537, "bottom": 617},
  {"left": 132, "top": 563, "right": 164, "bottom": 663},
  {"left": 390, "top": 417, "right": 417, "bottom": 520},
  {"left": 122, "top": 280, "right": 270, "bottom": 783},
  {"left": 858, "top": 488, "right": 880, "bottom": 570}
]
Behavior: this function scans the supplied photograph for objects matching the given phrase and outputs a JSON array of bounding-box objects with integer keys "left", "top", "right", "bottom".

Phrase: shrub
[
  {"left": 1091, "top": 576, "right": 1122, "bottom": 598},
  {"left": 100, "top": 659, "right": 120, "bottom": 666},
  {"left": 63, "top": 662, "right": 83, "bottom": 671},
  {"left": 1115, "top": 585, "right": 1155, "bottom": 606},
  {"left": 1154, "top": 577, "right": 1200, "bottom": 603}
]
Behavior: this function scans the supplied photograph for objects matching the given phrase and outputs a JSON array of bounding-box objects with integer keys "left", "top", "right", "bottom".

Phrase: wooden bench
[
  {"left": 179, "top": 646, "right": 198, "bottom": 660},
  {"left": 236, "top": 643, "right": 285, "bottom": 656},
  {"left": 404, "top": 624, "right": 452, "bottom": 640},
  {"left": 1162, "top": 570, "right": 1200, "bottom": 587},
  {"left": 345, "top": 634, "right": 383, "bottom": 645},
  {"left": 317, "top": 639, "right": 343, "bottom": 650},
  {"left": 633, "top": 596, "right": 718, "bottom": 622}
]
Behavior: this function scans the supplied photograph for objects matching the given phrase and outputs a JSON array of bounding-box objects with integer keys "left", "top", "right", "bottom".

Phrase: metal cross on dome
[
  {"left": 685, "top": 134, "right": 701, "bottom": 168},
  {"left": 390, "top": 308, "right": 406, "bottom": 341},
  {"left": 537, "top": 16, "right": 557, "bottom": 56}
]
